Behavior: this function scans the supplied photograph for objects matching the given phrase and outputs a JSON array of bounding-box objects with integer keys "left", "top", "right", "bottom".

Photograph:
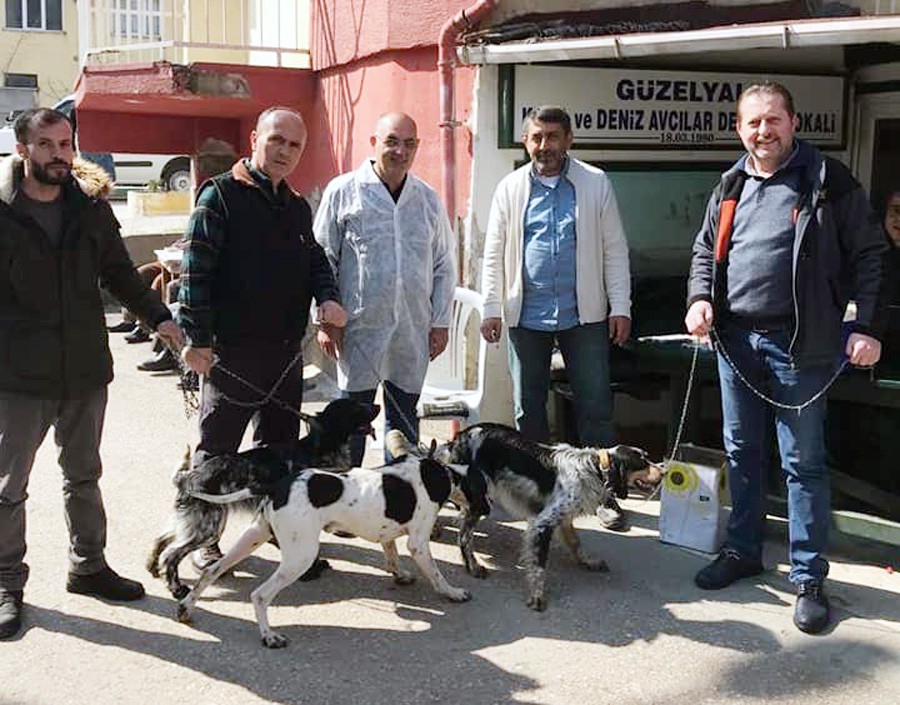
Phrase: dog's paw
[
  {"left": 176, "top": 604, "right": 193, "bottom": 623},
  {"left": 468, "top": 562, "right": 489, "bottom": 579},
  {"left": 526, "top": 594, "right": 547, "bottom": 612},
  {"left": 580, "top": 558, "right": 609, "bottom": 572},
  {"left": 261, "top": 632, "right": 289, "bottom": 649},
  {"left": 393, "top": 572, "right": 416, "bottom": 586},
  {"left": 445, "top": 587, "right": 472, "bottom": 603}
]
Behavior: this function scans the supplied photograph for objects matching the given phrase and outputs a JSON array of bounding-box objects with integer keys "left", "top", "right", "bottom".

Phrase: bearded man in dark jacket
[{"left": 0, "top": 108, "right": 184, "bottom": 640}]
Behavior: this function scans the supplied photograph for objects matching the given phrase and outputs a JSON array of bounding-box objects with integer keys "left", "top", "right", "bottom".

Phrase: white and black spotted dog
[
  {"left": 176, "top": 432, "right": 488, "bottom": 648},
  {"left": 437, "top": 423, "right": 663, "bottom": 611},
  {"left": 147, "top": 398, "right": 381, "bottom": 600}
]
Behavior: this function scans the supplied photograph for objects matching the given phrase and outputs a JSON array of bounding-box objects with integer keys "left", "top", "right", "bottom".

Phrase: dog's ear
[
  {"left": 460, "top": 466, "right": 490, "bottom": 517},
  {"left": 427, "top": 439, "right": 438, "bottom": 459},
  {"left": 605, "top": 448, "right": 629, "bottom": 500}
]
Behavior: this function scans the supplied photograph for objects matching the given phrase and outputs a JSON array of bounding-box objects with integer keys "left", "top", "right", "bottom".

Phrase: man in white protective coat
[{"left": 314, "top": 112, "right": 457, "bottom": 464}]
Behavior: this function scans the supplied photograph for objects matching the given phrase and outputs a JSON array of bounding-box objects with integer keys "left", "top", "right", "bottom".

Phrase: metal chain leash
[
  {"left": 709, "top": 326, "right": 848, "bottom": 412},
  {"left": 168, "top": 342, "right": 314, "bottom": 423},
  {"left": 210, "top": 349, "right": 316, "bottom": 423},
  {"left": 666, "top": 339, "right": 701, "bottom": 463}
]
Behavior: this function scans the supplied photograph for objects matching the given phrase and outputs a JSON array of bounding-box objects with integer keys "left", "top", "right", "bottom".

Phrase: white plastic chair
[{"left": 417, "top": 287, "right": 487, "bottom": 427}]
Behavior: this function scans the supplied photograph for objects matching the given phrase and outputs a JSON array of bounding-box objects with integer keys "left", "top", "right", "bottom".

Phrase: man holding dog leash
[
  {"left": 178, "top": 106, "right": 346, "bottom": 572},
  {"left": 685, "top": 82, "right": 887, "bottom": 634},
  {"left": 313, "top": 112, "right": 456, "bottom": 465}
]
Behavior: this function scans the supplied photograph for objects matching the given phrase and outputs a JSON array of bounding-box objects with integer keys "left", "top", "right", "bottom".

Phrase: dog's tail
[{"left": 190, "top": 488, "right": 255, "bottom": 504}]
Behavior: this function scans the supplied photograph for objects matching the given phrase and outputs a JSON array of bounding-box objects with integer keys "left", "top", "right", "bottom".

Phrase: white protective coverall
[{"left": 313, "top": 160, "right": 457, "bottom": 393}]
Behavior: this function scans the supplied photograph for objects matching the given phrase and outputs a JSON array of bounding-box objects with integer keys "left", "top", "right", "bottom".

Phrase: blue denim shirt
[{"left": 520, "top": 160, "right": 579, "bottom": 331}]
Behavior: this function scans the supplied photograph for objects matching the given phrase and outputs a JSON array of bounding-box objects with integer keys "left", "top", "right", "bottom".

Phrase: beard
[{"left": 31, "top": 160, "right": 72, "bottom": 185}]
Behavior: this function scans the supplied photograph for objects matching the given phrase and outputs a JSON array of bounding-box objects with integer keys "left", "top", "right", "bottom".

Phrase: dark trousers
[
  {"left": 345, "top": 382, "right": 419, "bottom": 466},
  {"left": 507, "top": 322, "right": 613, "bottom": 447},
  {"left": 0, "top": 388, "right": 109, "bottom": 591},
  {"left": 195, "top": 343, "right": 304, "bottom": 466}
]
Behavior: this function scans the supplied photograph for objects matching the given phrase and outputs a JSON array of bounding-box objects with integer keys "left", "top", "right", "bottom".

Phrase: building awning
[{"left": 458, "top": 15, "right": 900, "bottom": 65}]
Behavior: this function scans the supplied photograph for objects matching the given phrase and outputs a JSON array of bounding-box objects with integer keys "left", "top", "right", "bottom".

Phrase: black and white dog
[
  {"left": 177, "top": 432, "right": 486, "bottom": 648},
  {"left": 147, "top": 398, "right": 381, "bottom": 599},
  {"left": 438, "top": 423, "right": 664, "bottom": 611}
]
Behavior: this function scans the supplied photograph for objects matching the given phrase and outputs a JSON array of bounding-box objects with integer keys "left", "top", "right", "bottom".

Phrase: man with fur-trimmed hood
[{"left": 0, "top": 108, "right": 184, "bottom": 640}]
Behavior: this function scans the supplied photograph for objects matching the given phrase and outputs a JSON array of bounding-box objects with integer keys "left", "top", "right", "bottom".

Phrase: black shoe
[
  {"left": 794, "top": 581, "right": 830, "bottom": 634},
  {"left": 137, "top": 348, "right": 177, "bottom": 372},
  {"left": 66, "top": 566, "right": 145, "bottom": 601},
  {"left": 694, "top": 549, "right": 764, "bottom": 590},
  {"left": 107, "top": 320, "right": 136, "bottom": 333},
  {"left": 0, "top": 589, "right": 23, "bottom": 639},
  {"left": 124, "top": 327, "right": 151, "bottom": 344},
  {"left": 297, "top": 558, "right": 330, "bottom": 582}
]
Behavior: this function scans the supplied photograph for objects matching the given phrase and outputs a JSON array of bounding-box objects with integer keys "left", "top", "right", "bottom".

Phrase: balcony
[{"left": 78, "top": 0, "right": 310, "bottom": 69}]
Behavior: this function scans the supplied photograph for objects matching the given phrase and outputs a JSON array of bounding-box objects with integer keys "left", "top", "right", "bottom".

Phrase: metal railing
[{"left": 79, "top": 0, "right": 310, "bottom": 68}]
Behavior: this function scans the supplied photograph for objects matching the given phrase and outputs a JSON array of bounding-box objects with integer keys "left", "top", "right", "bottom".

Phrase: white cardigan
[{"left": 481, "top": 157, "right": 632, "bottom": 326}]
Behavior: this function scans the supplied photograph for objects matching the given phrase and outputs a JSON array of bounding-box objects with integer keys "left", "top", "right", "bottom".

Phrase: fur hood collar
[{"left": 0, "top": 153, "right": 114, "bottom": 206}]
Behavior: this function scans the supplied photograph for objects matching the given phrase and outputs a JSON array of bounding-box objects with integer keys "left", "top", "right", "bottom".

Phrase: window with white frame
[
  {"left": 4, "top": 0, "right": 62, "bottom": 30},
  {"left": 111, "top": 0, "right": 161, "bottom": 41}
]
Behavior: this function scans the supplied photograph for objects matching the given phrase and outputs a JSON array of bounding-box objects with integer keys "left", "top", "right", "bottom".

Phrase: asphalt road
[{"left": 2, "top": 322, "right": 899, "bottom": 705}]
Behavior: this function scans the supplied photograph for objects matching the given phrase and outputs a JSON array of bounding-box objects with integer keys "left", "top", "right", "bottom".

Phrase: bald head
[
  {"left": 374, "top": 112, "right": 417, "bottom": 139},
  {"left": 370, "top": 112, "right": 419, "bottom": 190},
  {"left": 250, "top": 107, "right": 307, "bottom": 187}
]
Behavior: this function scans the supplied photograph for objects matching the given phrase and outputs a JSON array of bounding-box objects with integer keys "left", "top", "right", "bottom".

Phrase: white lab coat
[{"left": 314, "top": 160, "right": 457, "bottom": 393}]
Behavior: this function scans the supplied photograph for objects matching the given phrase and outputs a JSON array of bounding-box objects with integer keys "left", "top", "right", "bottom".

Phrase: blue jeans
[
  {"left": 507, "top": 322, "right": 613, "bottom": 447},
  {"left": 345, "top": 382, "right": 419, "bottom": 465},
  {"left": 716, "top": 322, "right": 836, "bottom": 585}
]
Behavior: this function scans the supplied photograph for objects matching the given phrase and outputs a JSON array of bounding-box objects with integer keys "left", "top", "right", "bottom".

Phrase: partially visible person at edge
[
  {"left": 0, "top": 108, "right": 184, "bottom": 639},
  {"left": 178, "top": 106, "right": 346, "bottom": 574},
  {"left": 479, "top": 105, "right": 632, "bottom": 531},
  {"left": 685, "top": 81, "right": 887, "bottom": 634},
  {"left": 314, "top": 112, "right": 456, "bottom": 464},
  {"left": 881, "top": 189, "right": 900, "bottom": 304}
]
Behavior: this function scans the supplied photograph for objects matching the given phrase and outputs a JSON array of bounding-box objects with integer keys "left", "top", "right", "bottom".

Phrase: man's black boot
[
  {"left": 137, "top": 348, "right": 177, "bottom": 372},
  {"left": 794, "top": 581, "right": 830, "bottom": 634},
  {"left": 125, "top": 327, "right": 151, "bottom": 344},
  {"left": 0, "top": 589, "right": 24, "bottom": 638},
  {"left": 695, "top": 549, "right": 764, "bottom": 590},
  {"left": 66, "top": 566, "right": 144, "bottom": 601}
]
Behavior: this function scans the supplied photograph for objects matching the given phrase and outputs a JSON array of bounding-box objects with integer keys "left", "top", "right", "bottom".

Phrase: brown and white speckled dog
[{"left": 437, "top": 423, "right": 663, "bottom": 611}]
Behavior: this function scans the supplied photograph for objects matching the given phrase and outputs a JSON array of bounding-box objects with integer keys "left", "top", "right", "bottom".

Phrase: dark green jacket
[{"left": 0, "top": 155, "right": 171, "bottom": 398}]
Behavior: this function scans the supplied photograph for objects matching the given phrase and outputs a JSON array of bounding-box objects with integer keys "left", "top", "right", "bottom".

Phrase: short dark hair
[
  {"left": 737, "top": 81, "right": 796, "bottom": 118},
  {"left": 522, "top": 106, "right": 572, "bottom": 135},
  {"left": 13, "top": 108, "right": 72, "bottom": 146}
]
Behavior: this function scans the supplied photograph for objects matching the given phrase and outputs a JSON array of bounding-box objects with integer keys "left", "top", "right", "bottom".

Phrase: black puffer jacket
[
  {"left": 0, "top": 155, "right": 171, "bottom": 398},
  {"left": 688, "top": 141, "right": 888, "bottom": 365}
]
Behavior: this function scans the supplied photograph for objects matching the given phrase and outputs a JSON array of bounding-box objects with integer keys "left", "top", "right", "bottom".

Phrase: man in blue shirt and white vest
[{"left": 480, "top": 106, "right": 632, "bottom": 527}]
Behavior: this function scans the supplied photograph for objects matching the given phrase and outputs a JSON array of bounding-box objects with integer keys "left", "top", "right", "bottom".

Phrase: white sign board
[{"left": 513, "top": 66, "right": 844, "bottom": 148}]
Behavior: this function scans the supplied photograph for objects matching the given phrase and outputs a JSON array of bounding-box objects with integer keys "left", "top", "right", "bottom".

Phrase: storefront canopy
[{"left": 458, "top": 15, "right": 900, "bottom": 65}]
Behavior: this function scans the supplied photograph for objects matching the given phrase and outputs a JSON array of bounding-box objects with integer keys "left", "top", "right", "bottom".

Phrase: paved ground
[{"left": 2, "top": 323, "right": 899, "bottom": 705}]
